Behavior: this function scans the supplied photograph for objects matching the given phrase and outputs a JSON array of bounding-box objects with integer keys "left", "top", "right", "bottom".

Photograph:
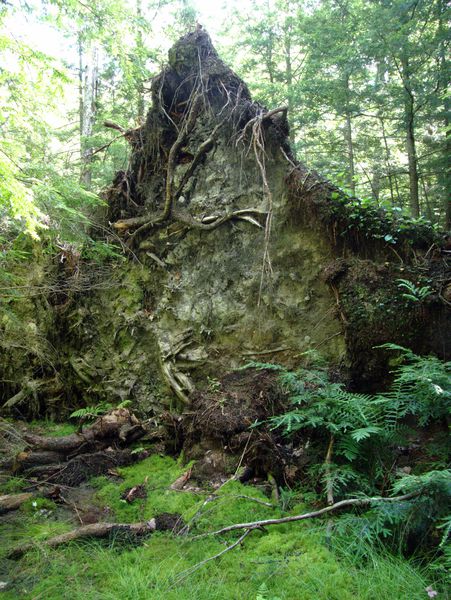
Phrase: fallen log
[
  {"left": 24, "top": 448, "right": 143, "bottom": 487},
  {"left": 8, "top": 512, "right": 183, "bottom": 559},
  {"left": 13, "top": 450, "right": 65, "bottom": 471},
  {"left": 23, "top": 409, "right": 145, "bottom": 454},
  {"left": 0, "top": 493, "right": 33, "bottom": 514},
  {"left": 3, "top": 410, "right": 151, "bottom": 491}
]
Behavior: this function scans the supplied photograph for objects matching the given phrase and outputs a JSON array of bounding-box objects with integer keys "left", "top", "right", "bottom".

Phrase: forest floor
[{"left": 0, "top": 421, "right": 442, "bottom": 600}]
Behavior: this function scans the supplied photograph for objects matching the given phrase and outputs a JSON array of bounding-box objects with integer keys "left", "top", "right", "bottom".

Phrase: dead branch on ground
[
  {"left": 7, "top": 514, "right": 182, "bottom": 559},
  {"left": 170, "top": 529, "right": 252, "bottom": 586},
  {"left": 194, "top": 490, "right": 421, "bottom": 538}
]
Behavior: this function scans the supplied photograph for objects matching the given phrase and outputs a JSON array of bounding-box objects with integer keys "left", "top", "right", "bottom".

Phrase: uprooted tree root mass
[{"left": 107, "top": 29, "right": 289, "bottom": 241}]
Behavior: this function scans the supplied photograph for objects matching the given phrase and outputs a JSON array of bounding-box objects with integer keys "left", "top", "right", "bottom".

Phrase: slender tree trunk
[
  {"left": 79, "top": 36, "right": 99, "bottom": 189},
  {"left": 379, "top": 117, "right": 395, "bottom": 206},
  {"left": 374, "top": 63, "right": 394, "bottom": 205},
  {"left": 400, "top": 55, "right": 420, "bottom": 217},
  {"left": 438, "top": 2, "right": 450, "bottom": 229},
  {"left": 78, "top": 34, "right": 84, "bottom": 180},
  {"left": 343, "top": 75, "right": 356, "bottom": 195},
  {"left": 444, "top": 109, "right": 451, "bottom": 230},
  {"left": 264, "top": 0, "right": 275, "bottom": 85},
  {"left": 136, "top": 0, "right": 145, "bottom": 122},
  {"left": 283, "top": 22, "right": 294, "bottom": 142},
  {"left": 444, "top": 107, "right": 451, "bottom": 229},
  {"left": 421, "top": 177, "right": 433, "bottom": 222},
  {"left": 372, "top": 167, "right": 381, "bottom": 202}
]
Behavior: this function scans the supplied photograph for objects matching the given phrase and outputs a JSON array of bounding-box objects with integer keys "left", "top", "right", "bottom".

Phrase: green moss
[
  {"left": 0, "top": 517, "right": 71, "bottom": 561},
  {"left": 20, "top": 497, "right": 57, "bottom": 514},
  {"left": 2, "top": 523, "right": 434, "bottom": 600},
  {"left": 93, "top": 455, "right": 202, "bottom": 522},
  {"left": 28, "top": 420, "right": 77, "bottom": 437},
  {"left": 0, "top": 454, "right": 442, "bottom": 600}
]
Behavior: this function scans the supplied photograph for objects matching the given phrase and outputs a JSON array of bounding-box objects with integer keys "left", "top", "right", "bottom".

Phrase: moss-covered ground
[{"left": 0, "top": 448, "right": 442, "bottom": 600}]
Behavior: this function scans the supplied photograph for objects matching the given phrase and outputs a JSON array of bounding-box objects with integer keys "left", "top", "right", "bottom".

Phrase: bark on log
[
  {"left": 0, "top": 493, "right": 33, "bottom": 514},
  {"left": 23, "top": 448, "right": 141, "bottom": 487},
  {"left": 23, "top": 409, "right": 144, "bottom": 454},
  {"left": 14, "top": 451, "right": 65, "bottom": 471},
  {"left": 8, "top": 513, "right": 183, "bottom": 559}
]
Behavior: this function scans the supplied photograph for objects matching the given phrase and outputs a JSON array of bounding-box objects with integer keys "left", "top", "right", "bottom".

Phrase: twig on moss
[
  {"left": 193, "top": 490, "right": 421, "bottom": 538},
  {"left": 170, "top": 529, "right": 252, "bottom": 585}
]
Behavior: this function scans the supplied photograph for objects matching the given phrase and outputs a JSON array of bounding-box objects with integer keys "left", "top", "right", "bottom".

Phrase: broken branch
[
  {"left": 171, "top": 529, "right": 252, "bottom": 585},
  {"left": 195, "top": 491, "right": 421, "bottom": 538},
  {"left": 104, "top": 120, "right": 125, "bottom": 133},
  {"left": 7, "top": 517, "right": 179, "bottom": 559}
]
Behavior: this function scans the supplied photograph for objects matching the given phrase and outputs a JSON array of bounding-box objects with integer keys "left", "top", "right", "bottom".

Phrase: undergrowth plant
[
  {"left": 69, "top": 399, "right": 132, "bottom": 430},
  {"left": 397, "top": 279, "right": 433, "bottom": 303},
  {"left": 244, "top": 345, "right": 450, "bottom": 556}
]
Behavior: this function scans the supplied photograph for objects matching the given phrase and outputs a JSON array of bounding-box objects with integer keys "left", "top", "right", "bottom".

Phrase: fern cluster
[
  {"left": 245, "top": 346, "right": 450, "bottom": 556},
  {"left": 69, "top": 399, "right": 132, "bottom": 424},
  {"left": 249, "top": 345, "right": 449, "bottom": 469}
]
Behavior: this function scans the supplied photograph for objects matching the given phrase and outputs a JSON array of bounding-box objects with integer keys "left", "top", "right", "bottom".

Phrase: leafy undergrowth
[{"left": 0, "top": 455, "right": 444, "bottom": 599}]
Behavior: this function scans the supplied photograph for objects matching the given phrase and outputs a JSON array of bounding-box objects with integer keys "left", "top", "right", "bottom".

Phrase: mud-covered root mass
[{"left": 177, "top": 369, "right": 316, "bottom": 485}]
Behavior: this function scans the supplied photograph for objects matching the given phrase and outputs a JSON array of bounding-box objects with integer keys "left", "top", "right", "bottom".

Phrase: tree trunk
[
  {"left": 400, "top": 55, "right": 420, "bottom": 218},
  {"left": 283, "top": 21, "right": 294, "bottom": 142},
  {"left": 379, "top": 117, "right": 396, "bottom": 205},
  {"left": 135, "top": 0, "right": 145, "bottom": 121},
  {"left": 343, "top": 75, "right": 356, "bottom": 195},
  {"left": 371, "top": 166, "right": 381, "bottom": 202},
  {"left": 79, "top": 35, "right": 99, "bottom": 188},
  {"left": 438, "top": 2, "right": 450, "bottom": 229}
]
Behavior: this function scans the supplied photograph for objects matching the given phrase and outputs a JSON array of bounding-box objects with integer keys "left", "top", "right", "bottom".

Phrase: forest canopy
[{"left": 0, "top": 0, "right": 449, "bottom": 259}]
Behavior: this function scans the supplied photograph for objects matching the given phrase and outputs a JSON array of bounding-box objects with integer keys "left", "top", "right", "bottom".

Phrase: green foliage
[
  {"left": 256, "top": 583, "right": 282, "bottom": 600},
  {"left": 70, "top": 399, "right": 132, "bottom": 424},
  {"left": 0, "top": 157, "right": 45, "bottom": 240},
  {"left": 28, "top": 420, "right": 78, "bottom": 437},
  {"left": 21, "top": 497, "right": 58, "bottom": 515},
  {"left": 397, "top": 279, "right": 434, "bottom": 303},
  {"left": 246, "top": 347, "right": 450, "bottom": 553},
  {"left": 80, "top": 239, "right": 125, "bottom": 263},
  {"left": 0, "top": 475, "right": 27, "bottom": 494},
  {"left": 0, "top": 455, "right": 444, "bottom": 599},
  {"left": 253, "top": 346, "right": 449, "bottom": 460},
  {"left": 225, "top": 0, "right": 449, "bottom": 226},
  {"left": 92, "top": 455, "right": 200, "bottom": 523},
  {"left": 378, "top": 343, "right": 450, "bottom": 427},
  {"left": 328, "top": 191, "right": 438, "bottom": 247},
  {"left": 69, "top": 402, "right": 113, "bottom": 422}
]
